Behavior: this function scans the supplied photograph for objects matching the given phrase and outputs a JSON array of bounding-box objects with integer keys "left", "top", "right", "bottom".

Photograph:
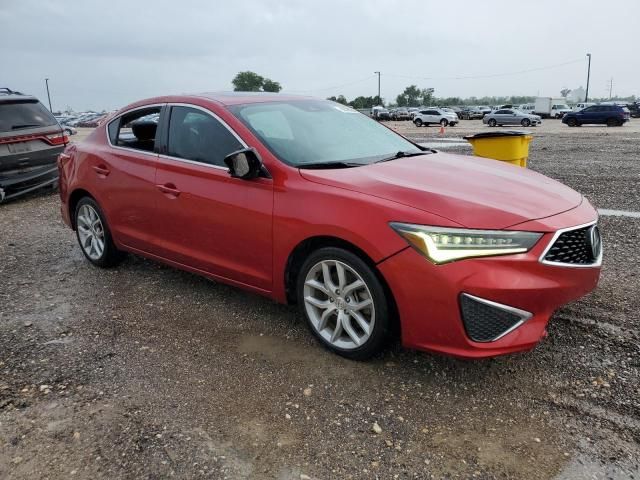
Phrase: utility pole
[
  {"left": 585, "top": 53, "right": 591, "bottom": 102},
  {"left": 609, "top": 78, "right": 613, "bottom": 99},
  {"left": 374, "top": 71, "right": 381, "bottom": 105},
  {"left": 45, "top": 78, "right": 52, "bottom": 112}
]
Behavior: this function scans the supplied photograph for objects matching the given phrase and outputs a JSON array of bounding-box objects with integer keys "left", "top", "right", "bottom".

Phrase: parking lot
[{"left": 1, "top": 120, "right": 639, "bottom": 479}]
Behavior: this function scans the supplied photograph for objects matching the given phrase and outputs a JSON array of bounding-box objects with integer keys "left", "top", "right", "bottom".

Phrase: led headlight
[{"left": 390, "top": 223, "right": 542, "bottom": 264}]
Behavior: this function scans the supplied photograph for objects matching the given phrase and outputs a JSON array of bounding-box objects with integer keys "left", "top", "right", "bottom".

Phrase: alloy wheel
[
  {"left": 303, "top": 260, "right": 375, "bottom": 350},
  {"left": 77, "top": 204, "right": 105, "bottom": 260}
]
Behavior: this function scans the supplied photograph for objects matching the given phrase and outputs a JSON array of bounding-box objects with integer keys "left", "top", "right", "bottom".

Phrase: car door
[
  {"left": 99, "top": 105, "right": 164, "bottom": 251},
  {"left": 492, "top": 109, "right": 508, "bottom": 124},
  {"left": 153, "top": 104, "right": 273, "bottom": 290},
  {"left": 425, "top": 109, "right": 439, "bottom": 123},
  {"left": 576, "top": 105, "right": 597, "bottom": 123}
]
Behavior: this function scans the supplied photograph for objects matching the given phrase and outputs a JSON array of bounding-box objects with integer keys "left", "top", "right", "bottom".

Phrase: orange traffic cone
[{"left": 439, "top": 125, "right": 445, "bottom": 135}]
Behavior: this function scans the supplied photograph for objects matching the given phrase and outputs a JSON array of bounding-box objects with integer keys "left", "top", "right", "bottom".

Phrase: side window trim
[{"left": 159, "top": 103, "right": 249, "bottom": 171}]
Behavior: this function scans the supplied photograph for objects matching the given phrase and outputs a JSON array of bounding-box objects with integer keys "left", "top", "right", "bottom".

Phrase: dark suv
[
  {"left": 0, "top": 88, "right": 67, "bottom": 202},
  {"left": 562, "top": 104, "right": 630, "bottom": 127}
]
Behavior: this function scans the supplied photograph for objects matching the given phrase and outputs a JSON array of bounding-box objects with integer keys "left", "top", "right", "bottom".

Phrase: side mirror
[{"left": 224, "top": 148, "right": 263, "bottom": 180}]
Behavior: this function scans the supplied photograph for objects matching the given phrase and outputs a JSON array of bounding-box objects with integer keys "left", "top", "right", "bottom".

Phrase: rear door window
[
  {"left": 108, "top": 106, "right": 162, "bottom": 152},
  {"left": 0, "top": 100, "right": 57, "bottom": 132}
]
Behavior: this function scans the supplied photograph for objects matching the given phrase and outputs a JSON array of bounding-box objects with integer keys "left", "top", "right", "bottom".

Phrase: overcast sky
[{"left": 1, "top": 0, "right": 638, "bottom": 111}]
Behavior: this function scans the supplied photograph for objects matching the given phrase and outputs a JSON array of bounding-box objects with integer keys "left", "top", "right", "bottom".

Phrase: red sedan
[{"left": 58, "top": 93, "right": 602, "bottom": 360}]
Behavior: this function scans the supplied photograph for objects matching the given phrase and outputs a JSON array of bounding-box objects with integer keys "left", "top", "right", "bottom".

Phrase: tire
[
  {"left": 297, "top": 247, "right": 391, "bottom": 360},
  {"left": 74, "top": 197, "right": 125, "bottom": 268},
  {"left": 488, "top": 119, "right": 497, "bottom": 127},
  {"left": 414, "top": 119, "right": 423, "bottom": 127},
  {"left": 440, "top": 119, "right": 448, "bottom": 127},
  {"left": 606, "top": 118, "right": 621, "bottom": 127},
  {"left": 521, "top": 118, "right": 531, "bottom": 127},
  {"left": 65, "top": 128, "right": 73, "bottom": 136},
  {"left": 566, "top": 117, "right": 578, "bottom": 127}
]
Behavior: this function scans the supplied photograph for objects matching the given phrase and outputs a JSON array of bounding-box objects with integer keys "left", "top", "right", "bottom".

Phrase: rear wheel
[
  {"left": 414, "top": 119, "right": 423, "bottom": 127},
  {"left": 74, "top": 197, "right": 125, "bottom": 268},
  {"left": 297, "top": 247, "right": 391, "bottom": 360},
  {"left": 521, "top": 118, "right": 531, "bottom": 127},
  {"left": 606, "top": 118, "right": 621, "bottom": 127},
  {"left": 488, "top": 119, "right": 497, "bottom": 127}
]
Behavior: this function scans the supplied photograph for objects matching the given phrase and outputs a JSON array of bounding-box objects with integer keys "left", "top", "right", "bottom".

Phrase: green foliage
[
  {"left": 560, "top": 87, "right": 572, "bottom": 97},
  {"left": 327, "top": 95, "right": 349, "bottom": 105},
  {"left": 396, "top": 85, "right": 423, "bottom": 107},
  {"left": 232, "top": 71, "right": 282, "bottom": 92},
  {"left": 349, "top": 96, "right": 379, "bottom": 109},
  {"left": 262, "top": 79, "right": 282, "bottom": 93}
]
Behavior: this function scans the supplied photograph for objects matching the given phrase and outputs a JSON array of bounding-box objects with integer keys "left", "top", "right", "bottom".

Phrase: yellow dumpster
[{"left": 463, "top": 130, "right": 533, "bottom": 168}]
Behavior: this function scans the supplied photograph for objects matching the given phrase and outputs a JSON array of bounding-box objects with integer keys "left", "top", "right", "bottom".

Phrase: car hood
[{"left": 299, "top": 152, "right": 583, "bottom": 230}]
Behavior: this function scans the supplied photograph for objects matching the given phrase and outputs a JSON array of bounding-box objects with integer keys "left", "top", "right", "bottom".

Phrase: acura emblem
[{"left": 589, "top": 225, "right": 601, "bottom": 260}]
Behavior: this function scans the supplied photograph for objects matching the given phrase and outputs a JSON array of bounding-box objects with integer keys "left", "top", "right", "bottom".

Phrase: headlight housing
[{"left": 390, "top": 223, "right": 542, "bottom": 264}]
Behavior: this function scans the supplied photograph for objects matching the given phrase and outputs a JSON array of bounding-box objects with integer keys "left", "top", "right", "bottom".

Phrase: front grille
[
  {"left": 460, "top": 294, "right": 531, "bottom": 343},
  {"left": 543, "top": 224, "right": 601, "bottom": 265}
]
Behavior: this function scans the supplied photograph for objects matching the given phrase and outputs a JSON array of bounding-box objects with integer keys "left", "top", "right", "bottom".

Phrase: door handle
[
  {"left": 156, "top": 183, "right": 181, "bottom": 197},
  {"left": 92, "top": 165, "right": 110, "bottom": 176}
]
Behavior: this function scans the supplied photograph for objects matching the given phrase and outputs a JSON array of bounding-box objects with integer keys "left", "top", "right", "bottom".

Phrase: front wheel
[
  {"left": 74, "top": 197, "right": 125, "bottom": 268},
  {"left": 297, "top": 248, "right": 391, "bottom": 360},
  {"left": 414, "top": 119, "right": 423, "bottom": 127},
  {"left": 521, "top": 118, "right": 531, "bottom": 127},
  {"left": 488, "top": 119, "right": 497, "bottom": 127},
  {"left": 440, "top": 119, "right": 448, "bottom": 127},
  {"left": 566, "top": 117, "right": 578, "bottom": 127}
]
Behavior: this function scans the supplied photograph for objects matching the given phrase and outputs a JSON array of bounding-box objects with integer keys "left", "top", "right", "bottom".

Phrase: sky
[{"left": 1, "top": 0, "right": 638, "bottom": 111}]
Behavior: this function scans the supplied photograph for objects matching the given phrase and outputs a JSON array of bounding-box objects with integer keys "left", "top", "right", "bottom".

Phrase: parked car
[
  {"left": 61, "top": 124, "right": 77, "bottom": 136},
  {"left": 562, "top": 104, "right": 630, "bottom": 127},
  {"left": 392, "top": 108, "right": 410, "bottom": 121},
  {"left": 0, "top": 88, "right": 68, "bottom": 202},
  {"left": 413, "top": 108, "right": 458, "bottom": 127},
  {"left": 461, "top": 107, "right": 484, "bottom": 120},
  {"left": 408, "top": 107, "right": 420, "bottom": 119},
  {"left": 627, "top": 102, "right": 640, "bottom": 118},
  {"left": 482, "top": 109, "right": 542, "bottom": 127},
  {"left": 58, "top": 92, "right": 601, "bottom": 360},
  {"left": 477, "top": 106, "right": 492, "bottom": 116},
  {"left": 374, "top": 108, "right": 390, "bottom": 121},
  {"left": 519, "top": 104, "right": 535, "bottom": 114}
]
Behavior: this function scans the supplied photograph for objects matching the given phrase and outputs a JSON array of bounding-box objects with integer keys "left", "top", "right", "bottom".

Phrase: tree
[
  {"left": 232, "top": 71, "right": 282, "bottom": 92},
  {"left": 262, "top": 79, "right": 282, "bottom": 92},
  {"left": 560, "top": 87, "right": 572, "bottom": 97},
  {"left": 232, "top": 71, "right": 264, "bottom": 91},
  {"left": 421, "top": 88, "right": 435, "bottom": 106},
  {"left": 327, "top": 95, "right": 349, "bottom": 105}
]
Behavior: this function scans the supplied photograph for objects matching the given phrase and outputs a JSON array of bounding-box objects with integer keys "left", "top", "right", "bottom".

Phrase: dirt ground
[{"left": 1, "top": 119, "right": 639, "bottom": 479}]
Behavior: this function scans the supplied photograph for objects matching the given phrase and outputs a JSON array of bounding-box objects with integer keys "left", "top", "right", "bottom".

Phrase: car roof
[
  {"left": 0, "top": 88, "right": 39, "bottom": 104},
  {"left": 125, "top": 91, "right": 316, "bottom": 110}
]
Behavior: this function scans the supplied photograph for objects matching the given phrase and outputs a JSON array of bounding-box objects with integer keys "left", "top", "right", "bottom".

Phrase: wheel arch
[
  {"left": 68, "top": 188, "right": 96, "bottom": 230},
  {"left": 284, "top": 235, "right": 401, "bottom": 337}
]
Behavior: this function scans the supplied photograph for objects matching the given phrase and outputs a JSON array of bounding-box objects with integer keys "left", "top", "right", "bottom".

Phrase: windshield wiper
[
  {"left": 374, "top": 150, "right": 427, "bottom": 163},
  {"left": 11, "top": 124, "right": 41, "bottom": 130},
  {"left": 298, "top": 161, "right": 364, "bottom": 169}
]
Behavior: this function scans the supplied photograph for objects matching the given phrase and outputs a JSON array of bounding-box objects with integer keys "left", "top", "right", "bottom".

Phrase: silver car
[{"left": 483, "top": 109, "right": 542, "bottom": 127}]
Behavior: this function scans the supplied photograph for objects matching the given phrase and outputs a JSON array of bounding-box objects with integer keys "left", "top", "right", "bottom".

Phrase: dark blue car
[{"left": 562, "top": 104, "right": 630, "bottom": 127}]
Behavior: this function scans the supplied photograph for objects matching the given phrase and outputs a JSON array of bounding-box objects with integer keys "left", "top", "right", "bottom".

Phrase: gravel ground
[{"left": 1, "top": 120, "right": 639, "bottom": 479}]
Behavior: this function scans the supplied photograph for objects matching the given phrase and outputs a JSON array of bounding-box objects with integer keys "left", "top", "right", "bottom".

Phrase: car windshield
[{"left": 230, "top": 100, "right": 421, "bottom": 167}]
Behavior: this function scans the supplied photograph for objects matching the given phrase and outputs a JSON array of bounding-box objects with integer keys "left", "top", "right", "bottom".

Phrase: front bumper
[
  {"left": 0, "top": 164, "right": 58, "bottom": 203},
  {"left": 378, "top": 207, "right": 601, "bottom": 359}
]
